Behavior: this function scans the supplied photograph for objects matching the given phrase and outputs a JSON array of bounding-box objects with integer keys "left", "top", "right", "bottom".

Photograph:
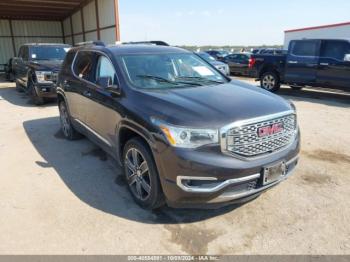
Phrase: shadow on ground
[
  {"left": 0, "top": 86, "right": 56, "bottom": 108},
  {"left": 23, "top": 117, "right": 242, "bottom": 224}
]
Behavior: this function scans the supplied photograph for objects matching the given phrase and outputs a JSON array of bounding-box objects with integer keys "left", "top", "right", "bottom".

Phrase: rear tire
[
  {"left": 123, "top": 138, "right": 165, "bottom": 210},
  {"left": 260, "top": 71, "right": 280, "bottom": 92},
  {"left": 58, "top": 100, "right": 82, "bottom": 140}
]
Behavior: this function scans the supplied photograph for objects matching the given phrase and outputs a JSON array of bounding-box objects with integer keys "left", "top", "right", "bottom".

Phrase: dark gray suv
[{"left": 57, "top": 43, "right": 300, "bottom": 209}]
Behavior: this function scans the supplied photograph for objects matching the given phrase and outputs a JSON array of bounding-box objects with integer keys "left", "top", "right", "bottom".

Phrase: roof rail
[
  {"left": 122, "top": 41, "right": 169, "bottom": 46},
  {"left": 75, "top": 41, "right": 106, "bottom": 47}
]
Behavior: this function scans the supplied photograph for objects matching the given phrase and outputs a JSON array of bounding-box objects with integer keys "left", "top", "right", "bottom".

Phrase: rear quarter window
[
  {"left": 61, "top": 51, "right": 76, "bottom": 74},
  {"left": 291, "top": 41, "right": 319, "bottom": 57}
]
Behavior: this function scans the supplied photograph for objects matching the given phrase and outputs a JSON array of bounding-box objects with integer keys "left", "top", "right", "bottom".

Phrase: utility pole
[{"left": 114, "top": 0, "right": 121, "bottom": 42}]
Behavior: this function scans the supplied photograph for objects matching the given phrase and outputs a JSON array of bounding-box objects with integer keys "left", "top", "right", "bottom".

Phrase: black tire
[
  {"left": 260, "top": 71, "right": 280, "bottom": 92},
  {"left": 291, "top": 85, "right": 303, "bottom": 90},
  {"left": 123, "top": 138, "right": 165, "bottom": 210},
  {"left": 58, "top": 100, "right": 82, "bottom": 140},
  {"left": 28, "top": 79, "right": 44, "bottom": 106},
  {"left": 15, "top": 80, "right": 24, "bottom": 93}
]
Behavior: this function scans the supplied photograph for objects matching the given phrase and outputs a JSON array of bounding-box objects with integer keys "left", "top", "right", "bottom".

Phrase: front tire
[
  {"left": 123, "top": 138, "right": 165, "bottom": 209},
  {"left": 261, "top": 71, "right": 280, "bottom": 92},
  {"left": 28, "top": 79, "right": 44, "bottom": 105},
  {"left": 58, "top": 101, "right": 82, "bottom": 140}
]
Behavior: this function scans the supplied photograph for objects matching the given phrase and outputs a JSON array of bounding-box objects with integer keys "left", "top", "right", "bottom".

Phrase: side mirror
[
  {"left": 344, "top": 54, "right": 350, "bottom": 62},
  {"left": 97, "top": 76, "right": 112, "bottom": 88}
]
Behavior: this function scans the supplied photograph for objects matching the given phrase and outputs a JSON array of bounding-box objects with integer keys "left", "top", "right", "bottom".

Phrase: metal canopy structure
[
  {"left": 0, "top": 0, "right": 86, "bottom": 21},
  {"left": 0, "top": 0, "right": 120, "bottom": 68}
]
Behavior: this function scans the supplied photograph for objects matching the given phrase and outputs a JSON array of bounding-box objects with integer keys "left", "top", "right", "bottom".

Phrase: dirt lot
[{"left": 0, "top": 76, "right": 349, "bottom": 255}]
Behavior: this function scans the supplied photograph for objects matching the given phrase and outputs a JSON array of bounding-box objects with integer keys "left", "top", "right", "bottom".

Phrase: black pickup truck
[
  {"left": 250, "top": 39, "right": 350, "bottom": 92},
  {"left": 13, "top": 43, "right": 71, "bottom": 105}
]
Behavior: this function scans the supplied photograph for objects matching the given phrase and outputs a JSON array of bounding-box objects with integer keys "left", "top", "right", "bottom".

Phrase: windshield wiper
[
  {"left": 137, "top": 75, "right": 202, "bottom": 86},
  {"left": 176, "top": 76, "right": 225, "bottom": 84},
  {"left": 137, "top": 75, "right": 176, "bottom": 84}
]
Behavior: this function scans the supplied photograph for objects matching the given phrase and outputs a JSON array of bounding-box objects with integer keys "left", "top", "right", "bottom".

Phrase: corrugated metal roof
[
  {"left": 285, "top": 21, "right": 350, "bottom": 33},
  {"left": 0, "top": 0, "right": 89, "bottom": 21}
]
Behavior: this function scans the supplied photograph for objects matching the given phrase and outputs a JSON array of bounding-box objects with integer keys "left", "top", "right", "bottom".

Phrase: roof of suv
[
  {"left": 23, "top": 43, "right": 71, "bottom": 47},
  {"left": 74, "top": 44, "right": 190, "bottom": 55}
]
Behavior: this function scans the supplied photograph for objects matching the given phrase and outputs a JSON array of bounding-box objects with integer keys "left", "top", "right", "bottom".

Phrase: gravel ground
[{"left": 0, "top": 77, "right": 349, "bottom": 255}]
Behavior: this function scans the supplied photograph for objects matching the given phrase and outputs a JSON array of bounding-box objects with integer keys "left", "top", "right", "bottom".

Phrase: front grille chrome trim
[
  {"left": 176, "top": 174, "right": 260, "bottom": 193},
  {"left": 220, "top": 110, "right": 297, "bottom": 160}
]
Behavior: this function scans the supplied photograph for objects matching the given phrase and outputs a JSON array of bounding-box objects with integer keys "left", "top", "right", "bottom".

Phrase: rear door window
[
  {"left": 321, "top": 41, "right": 350, "bottom": 61},
  {"left": 73, "top": 51, "right": 95, "bottom": 82},
  {"left": 291, "top": 41, "right": 319, "bottom": 57},
  {"left": 227, "top": 54, "right": 239, "bottom": 62}
]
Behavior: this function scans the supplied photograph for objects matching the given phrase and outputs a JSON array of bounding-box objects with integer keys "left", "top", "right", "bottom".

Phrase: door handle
[
  {"left": 288, "top": 61, "right": 298, "bottom": 64},
  {"left": 83, "top": 90, "right": 91, "bottom": 97},
  {"left": 320, "top": 63, "right": 329, "bottom": 66}
]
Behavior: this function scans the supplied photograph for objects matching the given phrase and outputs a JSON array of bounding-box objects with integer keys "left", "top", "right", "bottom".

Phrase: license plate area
[{"left": 263, "top": 162, "right": 286, "bottom": 185}]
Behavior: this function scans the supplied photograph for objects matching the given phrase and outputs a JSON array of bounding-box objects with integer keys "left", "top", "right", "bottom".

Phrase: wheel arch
[
  {"left": 117, "top": 121, "right": 155, "bottom": 165},
  {"left": 259, "top": 64, "right": 280, "bottom": 80}
]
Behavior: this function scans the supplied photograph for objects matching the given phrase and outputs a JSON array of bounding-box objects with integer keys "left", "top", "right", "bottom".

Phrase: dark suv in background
[
  {"left": 13, "top": 43, "right": 71, "bottom": 105},
  {"left": 204, "top": 50, "right": 230, "bottom": 61},
  {"left": 57, "top": 42, "right": 300, "bottom": 209}
]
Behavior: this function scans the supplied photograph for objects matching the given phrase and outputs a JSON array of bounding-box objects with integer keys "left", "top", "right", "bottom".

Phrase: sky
[{"left": 119, "top": 0, "right": 350, "bottom": 46}]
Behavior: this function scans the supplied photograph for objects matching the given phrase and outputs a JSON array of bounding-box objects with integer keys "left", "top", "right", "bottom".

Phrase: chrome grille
[{"left": 222, "top": 113, "right": 296, "bottom": 157}]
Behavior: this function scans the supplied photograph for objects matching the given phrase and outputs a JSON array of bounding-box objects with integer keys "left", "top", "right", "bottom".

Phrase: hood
[
  {"left": 135, "top": 79, "right": 293, "bottom": 128},
  {"left": 29, "top": 60, "right": 63, "bottom": 71}
]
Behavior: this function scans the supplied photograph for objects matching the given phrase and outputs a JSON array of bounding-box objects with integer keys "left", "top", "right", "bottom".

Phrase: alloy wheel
[
  {"left": 125, "top": 148, "right": 151, "bottom": 201},
  {"left": 262, "top": 74, "right": 276, "bottom": 90},
  {"left": 59, "top": 103, "right": 71, "bottom": 137}
]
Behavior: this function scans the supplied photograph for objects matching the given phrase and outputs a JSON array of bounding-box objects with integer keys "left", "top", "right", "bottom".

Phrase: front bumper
[
  {"left": 153, "top": 131, "right": 300, "bottom": 209},
  {"left": 34, "top": 83, "right": 57, "bottom": 98}
]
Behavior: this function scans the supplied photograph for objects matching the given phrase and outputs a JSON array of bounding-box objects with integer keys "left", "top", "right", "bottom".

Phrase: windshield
[
  {"left": 219, "top": 51, "right": 229, "bottom": 56},
  {"left": 30, "top": 46, "right": 69, "bottom": 61},
  {"left": 198, "top": 52, "right": 216, "bottom": 62},
  {"left": 120, "top": 53, "right": 228, "bottom": 90}
]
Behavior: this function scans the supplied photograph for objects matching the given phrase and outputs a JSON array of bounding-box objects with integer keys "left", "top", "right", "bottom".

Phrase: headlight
[
  {"left": 35, "top": 71, "right": 53, "bottom": 83},
  {"left": 153, "top": 119, "right": 219, "bottom": 148}
]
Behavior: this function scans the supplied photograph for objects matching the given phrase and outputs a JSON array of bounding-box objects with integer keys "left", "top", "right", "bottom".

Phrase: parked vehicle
[
  {"left": 57, "top": 43, "right": 300, "bottom": 209},
  {"left": 223, "top": 53, "right": 254, "bottom": 76},
  {"left": 196, "top": 52, "right": 230, "bottom": 76},
  {"left": 12, "top": 43, "right": 71, "bottom": 105},
  {"left": 204, "top": 50, "right": 230, "bottom": 61},
  {"left": 250, "top": 39, "right": 350, "bottom": 92}
]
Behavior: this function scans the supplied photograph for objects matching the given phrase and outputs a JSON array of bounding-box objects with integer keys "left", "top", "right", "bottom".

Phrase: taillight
[{"left": 248, "top": 58, "right": 256, "bottom": 69}]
